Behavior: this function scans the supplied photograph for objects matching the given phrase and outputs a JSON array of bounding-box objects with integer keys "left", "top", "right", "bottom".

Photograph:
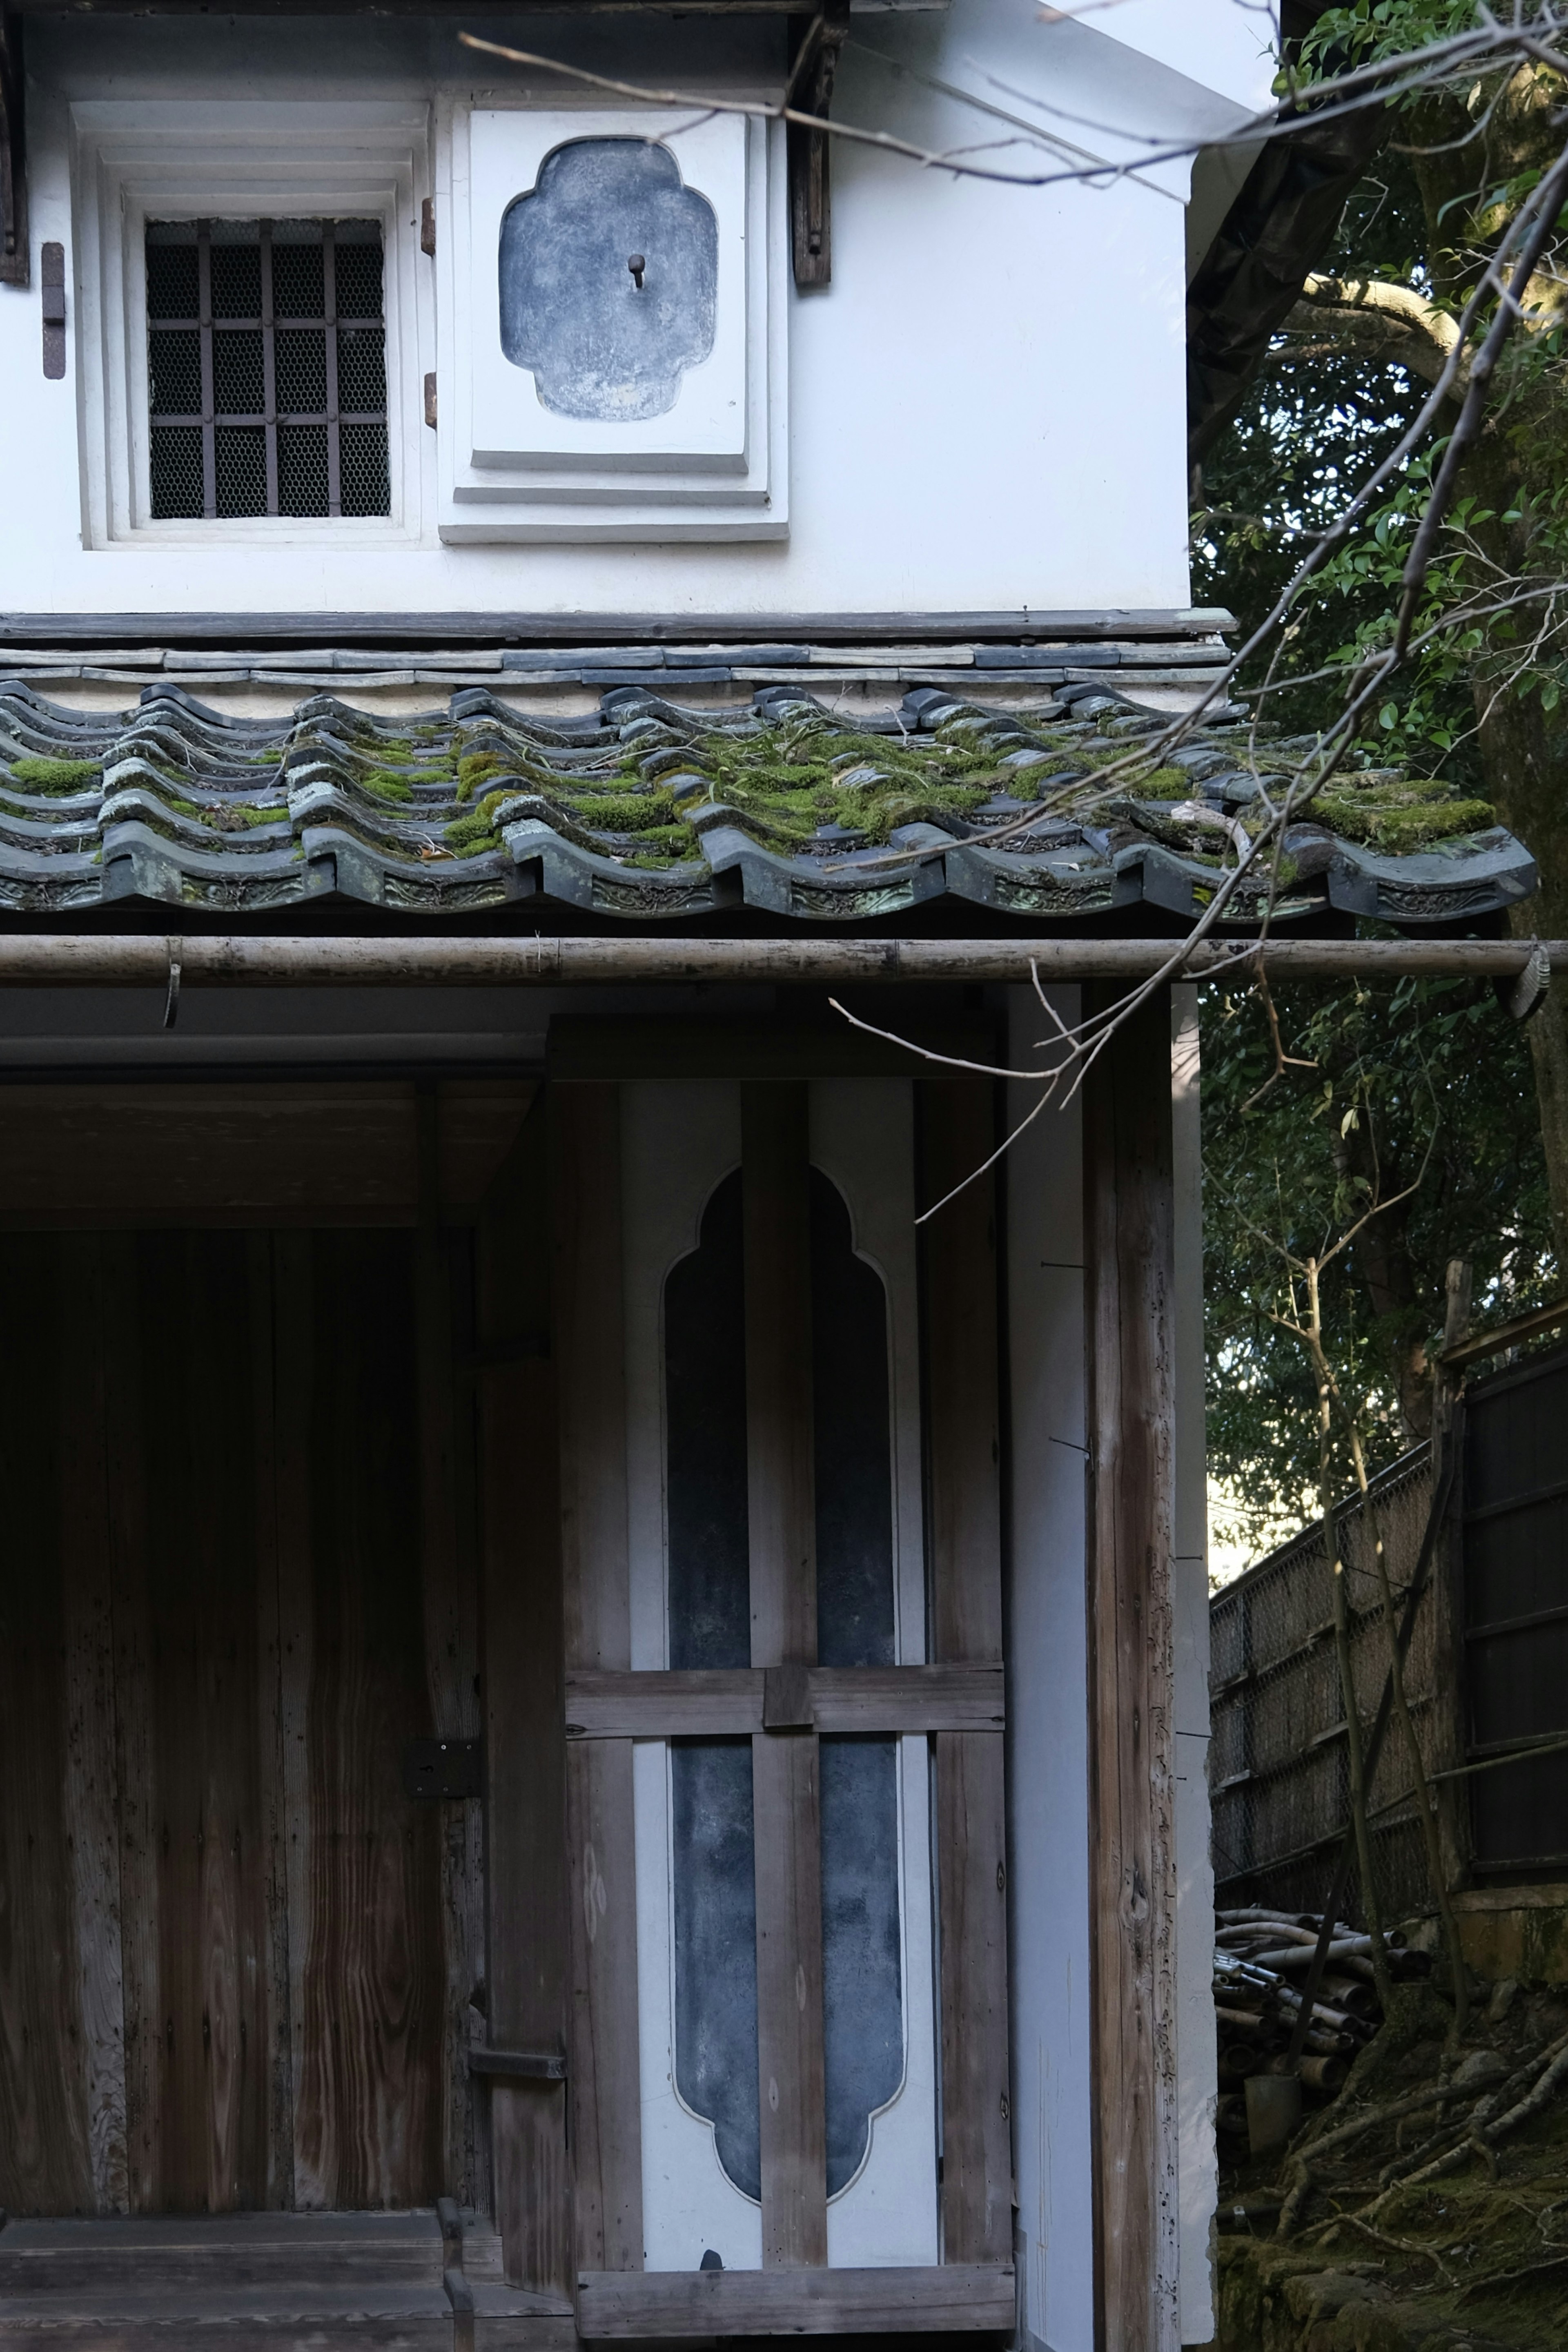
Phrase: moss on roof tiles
[
  {"left": 11, "top": 755, "right": 101, "bottom": 794},
  {"left": 0, "top": 673, "right": 1534, "bottom": 920},
  {"left": 1312, "top": 775, "right": 1497, "bottom": 851}
]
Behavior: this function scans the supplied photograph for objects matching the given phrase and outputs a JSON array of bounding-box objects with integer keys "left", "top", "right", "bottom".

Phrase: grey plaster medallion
[{"left": 499, "top": 138, "right": 718, "bottom": 422}]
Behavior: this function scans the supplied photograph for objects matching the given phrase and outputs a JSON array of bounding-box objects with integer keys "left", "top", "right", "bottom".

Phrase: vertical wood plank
[
  {"left": 271, "top": 1230, "right": 318, "bottom": 2211},
  {"left": 109, "top": 1233, "right": 274, "bottom": 2216},
  {"left": 290, "top": 1230, "right": 445, "bottom": 2212},
  {"left": 103, "top": 1234, "right": 160, "bottom": 2215},
  {"left": 249, "top": 1231, "right": 294, "bottom": 2210},
  {"left": 553, "top": 1084, "right": 643, "bottom": 2276},
  {"left": 59, "top": 1235, "right": 129, "bottom": 2214},
  {"left": 478, "top": 1099, "right": 571, "bottom": 2294},
  {"left": 1083, "top": 988, "right": 1179, "bottom": 2352},
  {"left": 0, "top": 1235, "right": 96, "bottom": 2216},
  {"left": 417, "top": 1088, "right": 485, "bottom": 2211},
  {"left": 919, "top": 1081, "right": 1011, "bottom": 2267},
  {"left": 742, "top": 1084, "right": 827, "bottom": 2270}
]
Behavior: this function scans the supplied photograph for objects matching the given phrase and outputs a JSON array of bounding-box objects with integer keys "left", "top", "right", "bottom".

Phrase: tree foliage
[
  {"left": 1195, "top": 4, "right": 1568, "bottom": 1556},
  {"left": 1202, "top": 973, "right": 1556, "bottom": 1554}
]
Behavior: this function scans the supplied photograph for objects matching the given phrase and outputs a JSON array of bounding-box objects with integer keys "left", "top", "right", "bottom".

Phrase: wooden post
[
  {"left": 919, "top": 1082, "right": 1011, "bottom": 2267},
  {"left": 742, "top": 1084, "right": 828, "bottom": 2268},
  {"left": 1083, "top": 988, "right": 1178, "bottom": 2352},
  {"left": 553, "top": 1085, "right": 644, "bottom": 2276},
  {"left": 478, "top": 1096, "right": 572, "bottom": 2293},
  {"left": 416, "top": 1086, "right": 486, "bottom": 2216}
]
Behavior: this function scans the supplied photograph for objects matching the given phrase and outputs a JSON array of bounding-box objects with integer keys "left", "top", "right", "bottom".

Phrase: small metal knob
[{"left": 628, "top": 253, "right": 646, "bottom": 290}]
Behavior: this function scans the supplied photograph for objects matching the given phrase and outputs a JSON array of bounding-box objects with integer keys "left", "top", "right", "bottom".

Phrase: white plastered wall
[
  {"left": 0, "top": 0, "right": 1257, "bottom": 618},
  {"left": 1003, "top": 983, "right": 1216, "bottom": 2352}
]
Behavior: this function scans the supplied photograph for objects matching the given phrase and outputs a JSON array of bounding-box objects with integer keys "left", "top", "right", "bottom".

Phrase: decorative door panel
[
  {"left": 555, "top": 1070, "right": 1012, "bottom": 2331},
  {"left": 620, "top": 1081, "right": 937, "bottom": 2272}
]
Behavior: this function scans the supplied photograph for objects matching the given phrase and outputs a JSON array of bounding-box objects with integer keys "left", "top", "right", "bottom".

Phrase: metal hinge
[{"left": 401, "top": 1737, "right": 481, "bottom": 1798}]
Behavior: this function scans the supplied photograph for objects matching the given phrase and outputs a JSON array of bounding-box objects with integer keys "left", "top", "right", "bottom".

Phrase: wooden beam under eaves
[{"left": 788, "top": 1, "right": 851, "bottom": 288}]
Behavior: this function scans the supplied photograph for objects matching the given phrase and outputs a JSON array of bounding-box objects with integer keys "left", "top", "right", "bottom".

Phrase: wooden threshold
[
  {"left": 0, "top": 2210, "right": 576, "bottom": 2350},
  {"left": 575, "top": 2263, "right": 1017, "bottom": 2338},
  {"left": 563, "top": 1663, "right": 1004, "bottom": 1738}
]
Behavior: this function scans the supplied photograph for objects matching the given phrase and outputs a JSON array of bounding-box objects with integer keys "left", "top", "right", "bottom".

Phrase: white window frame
[{"left": 70, "top": 102, "right": 431, "bottom": 550}]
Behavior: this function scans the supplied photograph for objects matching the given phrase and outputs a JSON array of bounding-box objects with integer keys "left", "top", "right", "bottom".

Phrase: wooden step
[
  {"left": 0, "top": 2212, "right": 444, "bottom": 2295},
  {"left": 0, "top": 2212, "right": 577, "bottom": 2352}
]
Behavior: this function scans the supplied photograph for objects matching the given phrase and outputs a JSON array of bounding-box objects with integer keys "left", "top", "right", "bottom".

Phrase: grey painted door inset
[
  {"left": 498, "top": 139, "right": 718, "bottom": 422},
  {"left": 664, "top": 1169, "right": 904, "bottom": 2206}
]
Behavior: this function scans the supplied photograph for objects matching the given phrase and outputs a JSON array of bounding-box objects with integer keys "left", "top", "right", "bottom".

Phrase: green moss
[
  {"left": 1120, "top": 764, "right": 1203, "bottom": 801},
  {"left": 359, "top": 769, "right": 415, "bottom": 804},
  {"left": 455, "top": 750, "right": 504, "bottom": 802},
  {"left": 10, "top": 755, "right": 100, "bottom": 794},
  {"left": 1314, "top": 778, "right": 1495, "bottom": 851},
  {"left": 444, "top": 785, "right": 521, "bottom": 854},
  {"left": 558, "top": 789, "right": 677, "bottom": 831}
]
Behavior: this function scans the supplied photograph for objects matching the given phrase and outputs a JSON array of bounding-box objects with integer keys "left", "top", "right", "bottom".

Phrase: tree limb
[{"left": 1296, "top": 273, "right": 1470, "bottom": 391}]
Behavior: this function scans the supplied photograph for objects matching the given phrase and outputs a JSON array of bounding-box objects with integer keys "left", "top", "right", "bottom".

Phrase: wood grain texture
[
  {"left": 751, "top": 1731, "right": 827, "bottom": 2267},
  {"left": 103, "top": 1236, "right": 160, "bottom": 2215},
  {"left": 935, "top": 1734, "right": 1009, "bottom": 2263},
  {"left": 416, "top": 1094, "right": 486, "bottom": 2214},
  {"left": 564, "top": 1739, "right": 642, "bottom": 2273},
  {"left": 1083, "top": 988, "right": 1179, "bottom": 2352},
  {"left": 742, "top": 1086, "right": 816, "bottom": 1672},
  {"left": 563, "top": 1664, "right": 1006, "bottom": 1738},
  {"left": 478, "top": 1099, "right": 570, "bottom": 2294},
  {"left": 551, "top": 1087, "right": 641, "bottom": 2275},
  {"left": 918, "top": 1081, "right": 1012, "bottom": 2266},
  {"left": 575, "top": 2262, "right": 1018, "bottom": 2338},
  {"left": 0, "top": 1081, "right": 533, "bottom": 1228},
  {"left": 247, "top": 1235, "right": 294, "bottom": 2214},
  {"left": 0, "top": 1235, "right": 95, "bottom": 2216},
  {"left": 290, "top": 1231, "right": 445, "bottom": 2212},
  {"left": 920, "top": 1084, "right": 1004, "bottom": 1671},
  {"left": 742, "top": 1085, "right": 826, "bottom": 2270},
  {"left": 107, "top": 1235, "right": 276, "bottom": 2214},
  {"left": 58, "top": 1238, "right": 129, "bottom": 2215},
  {"left": 271, "top": 1232, "right": 318, "bottom": 2214}
]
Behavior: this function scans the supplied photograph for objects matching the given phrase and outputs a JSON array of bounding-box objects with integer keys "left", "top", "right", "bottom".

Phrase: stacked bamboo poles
[{"left": 1213, "top": 1908, "right": 1433, "bottom": 2126}]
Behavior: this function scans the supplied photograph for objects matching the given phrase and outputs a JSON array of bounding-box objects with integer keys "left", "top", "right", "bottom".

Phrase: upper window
[{"left": 145, "top": 218, "right": 390, "bottom": 521}]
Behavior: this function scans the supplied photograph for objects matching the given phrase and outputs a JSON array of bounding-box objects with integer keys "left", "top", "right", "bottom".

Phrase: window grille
[{"left": 146, "top": 218, "right": 390, "bottom": 521}]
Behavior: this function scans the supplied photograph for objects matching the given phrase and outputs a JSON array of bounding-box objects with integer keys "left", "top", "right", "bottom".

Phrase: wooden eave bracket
[
  {"left": 787, "top": 1, "right": 850, "bottom": 289},
  {"left": 0, "top": 12, "right": 27, "bottom": 290}
]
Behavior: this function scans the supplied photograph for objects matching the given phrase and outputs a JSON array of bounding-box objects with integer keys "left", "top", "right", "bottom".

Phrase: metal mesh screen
[
  {"left": 147, "top": 217, "right": 389, "bottom": 521},
  {"left": 1209, "top": 1447, "right": 1442, "bottom": 1928}
]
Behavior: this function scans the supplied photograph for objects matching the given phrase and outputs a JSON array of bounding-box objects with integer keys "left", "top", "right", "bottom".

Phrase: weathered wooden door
[{"left": 0, "top": 1226, "right": 483, "bottom": 2218}]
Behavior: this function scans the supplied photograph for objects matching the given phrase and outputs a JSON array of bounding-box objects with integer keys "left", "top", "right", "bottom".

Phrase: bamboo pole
[{"left": 0, "top": 934, "right": 1557, "bottom": 990}]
